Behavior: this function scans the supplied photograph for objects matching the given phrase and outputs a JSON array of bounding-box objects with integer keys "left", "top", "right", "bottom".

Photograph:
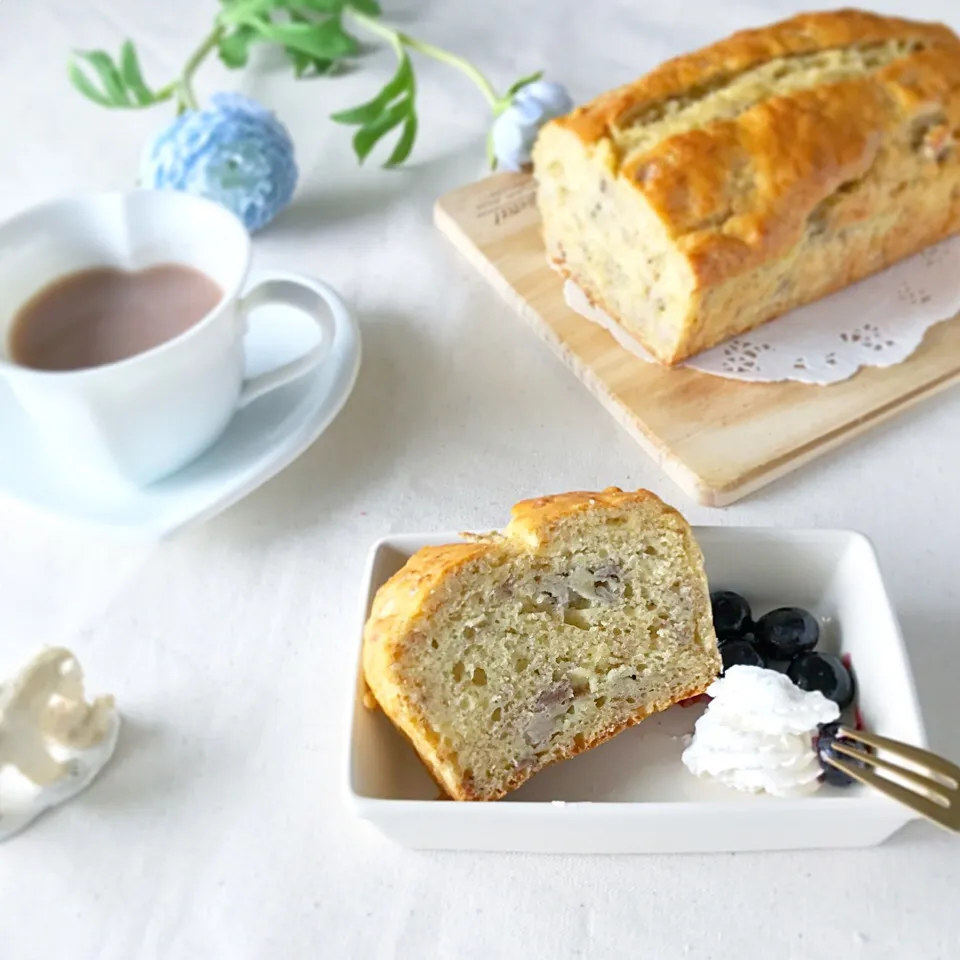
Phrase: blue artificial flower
[
  {"left": 140, "top": 93, "right": 298, "bottom": 232},
  {"left": 491, "top": 80, "right": 574, "bottom": 172}
]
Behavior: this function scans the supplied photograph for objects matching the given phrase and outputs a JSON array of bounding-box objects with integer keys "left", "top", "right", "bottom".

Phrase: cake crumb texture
[{"left": 362, "top": 488, "right": 721, "bottom": 801}]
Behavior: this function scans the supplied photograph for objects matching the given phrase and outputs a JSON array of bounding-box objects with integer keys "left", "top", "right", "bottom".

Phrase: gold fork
[{"left": 823, "top": 727, "right": 960, "bottom": 833}]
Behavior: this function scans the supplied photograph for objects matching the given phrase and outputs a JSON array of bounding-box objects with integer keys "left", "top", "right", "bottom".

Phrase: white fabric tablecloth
[{"left": 1, "top": 1, "right": 958, "bottom": 957}]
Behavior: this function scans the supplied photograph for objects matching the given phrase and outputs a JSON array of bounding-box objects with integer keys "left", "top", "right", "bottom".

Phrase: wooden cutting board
[{"left": 434, "top": 172, "right": 960, "bottom": 506}]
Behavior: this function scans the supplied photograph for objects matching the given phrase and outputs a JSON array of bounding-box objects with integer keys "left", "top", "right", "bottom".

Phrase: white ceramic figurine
[{"left": 0, "top": 648, "right": 119, "bottom": 841}]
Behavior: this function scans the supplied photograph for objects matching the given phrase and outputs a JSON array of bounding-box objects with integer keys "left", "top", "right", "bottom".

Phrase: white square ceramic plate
[{"left": 346, "top": 528, "right": 928, "bottom": 853}]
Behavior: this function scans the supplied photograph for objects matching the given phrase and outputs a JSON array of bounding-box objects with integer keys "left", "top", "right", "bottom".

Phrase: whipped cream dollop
[{"left": 681, "top": 665, "right": 840, "bottom": 797}]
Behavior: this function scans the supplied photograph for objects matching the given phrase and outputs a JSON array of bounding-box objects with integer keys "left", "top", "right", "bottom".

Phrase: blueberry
[
  {"left": 710, "top": 590, "right": 752, "bottom": 643},
  {"left": 787, "top": 652, "right": 855, "bottom": 709},
  {"left": 816, "top": 721, "right": 867, "bottom": 787},
  {"left": 755, "top": 606, "right": 819, "bottom": 660},
  {"left": 720, "top": 639, "right": 765, "bottom": 674}
]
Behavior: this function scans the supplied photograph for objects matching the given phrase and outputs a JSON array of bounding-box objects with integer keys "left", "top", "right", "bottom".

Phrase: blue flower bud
[
  {"left": 491, "top": 80, "right": 574, "bottom": 172},
  {"left": 140, "top": 93, "right": 298, "bottom": 232}
]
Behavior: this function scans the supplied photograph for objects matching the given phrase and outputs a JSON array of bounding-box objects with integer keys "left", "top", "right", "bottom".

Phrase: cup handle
[{"left": 235, "top": 271, "right": 348, "bottom": 408}]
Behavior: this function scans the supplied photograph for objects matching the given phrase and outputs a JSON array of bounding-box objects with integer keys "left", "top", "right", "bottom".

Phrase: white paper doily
[{"left": 562, "top": 236, "right": 960, "bottom": 384}]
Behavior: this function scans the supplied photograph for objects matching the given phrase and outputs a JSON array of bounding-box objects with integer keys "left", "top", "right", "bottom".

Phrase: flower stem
[
  {"left": 153, "top": 81, "right": 179, "bottom": 102},
  {"left": 177, "top": 25, "right": 224, "bottom": 111},
  {"left": 348, "top": 10, "right": 403, "bottom": 54},
  {"left": 403, "top": 35, "right": 499, "bottom": 109},
  {"left": 350, "top": 11, "right": 500, "bottom": 110}
]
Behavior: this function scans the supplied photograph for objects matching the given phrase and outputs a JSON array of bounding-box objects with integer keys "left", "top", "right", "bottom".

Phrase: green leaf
[
  {"left": 330, "top": 34, "right": 419, "bottom": 166},
  {"left": 505, "top": 69, "right": 543, "bottom": 99},
  {"left": 285, "top": 8, "right": 349, "bottom": 75},
  {"left": 221, "top": 0, "right": 350, "bottom": 17},
  {"left": 119, "top": 41, "right": 153, "bottom": 105},
  {"left": 330, "top": 51, "right": 412, "bottom": 125},
  {"left": 217, "top": 0, "right": 277, "bottom": 26},
  {"left": 384, "top": 111, "right": 417, "bottom": 167},
  {"left": 248, "top": 17, "right": 359, "bottom": 61},
  {"left": 290, "top": 0, "right": 349, "bottom": 12},
  {"left": 218, "top": 25, "right": 260, "bottom": 68},
  {"left": 288, "top": 50, "right": 339, "bottom": 78},
  {"left": 352, "top": 96, "right": 411, "bottom": 163},
  {"left": 346, "top": 0, "right": 381, "bottom": 14},
  {"left": 67, "top": 59, "right": 116, "bottom": 106},
  {"left": 72, "top": 50, "right": 131, "bottom": 106}
]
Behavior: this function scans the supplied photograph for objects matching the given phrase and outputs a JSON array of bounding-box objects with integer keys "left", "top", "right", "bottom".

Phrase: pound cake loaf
[
  {"left": 533, "top": 9, "right": 960, "bottom": 364},
  {"left": 362, "top": 488, "right": 721, "bottom": 800}
]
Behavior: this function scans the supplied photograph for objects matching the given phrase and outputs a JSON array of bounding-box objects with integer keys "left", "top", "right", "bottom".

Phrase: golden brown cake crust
[
  {"left": 363, "top": 541, "right": 500, "bottom": 798},
  {"left": 506, "top": 487, "right": 685, "bottom": 544},
  {"left": 562, "top": 10, "right": 952, "bottom": 145},
  {"left": 533, "top": 9, "right": 960, "bottom": 363},
  {"left": 556, "top": 10, "right": 960, "bottom": 283},
  {"left": 362, "top": 488, "right": 720, "bottom": 801},
  {"left": 364, "top": 541, "right": 490, "bottom": 632}
]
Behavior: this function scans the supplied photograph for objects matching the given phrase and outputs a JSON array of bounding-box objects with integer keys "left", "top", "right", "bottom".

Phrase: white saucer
[{"left": 0, "top": 294, "right": 361, "bottom": 539}]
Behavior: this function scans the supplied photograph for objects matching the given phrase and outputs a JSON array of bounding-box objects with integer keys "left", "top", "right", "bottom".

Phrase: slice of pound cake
[{"left": 362, "top": 488, "right": 721, "bottom": 800}]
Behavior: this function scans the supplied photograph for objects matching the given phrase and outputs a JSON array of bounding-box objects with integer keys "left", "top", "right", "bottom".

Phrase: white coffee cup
[{"left": 0, "top": 190, "right": 350, "bottom": 486}]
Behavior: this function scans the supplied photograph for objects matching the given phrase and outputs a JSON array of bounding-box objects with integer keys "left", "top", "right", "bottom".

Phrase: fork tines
[{"left": 823, "top": 726, "right": 960, "bottom": 833}]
